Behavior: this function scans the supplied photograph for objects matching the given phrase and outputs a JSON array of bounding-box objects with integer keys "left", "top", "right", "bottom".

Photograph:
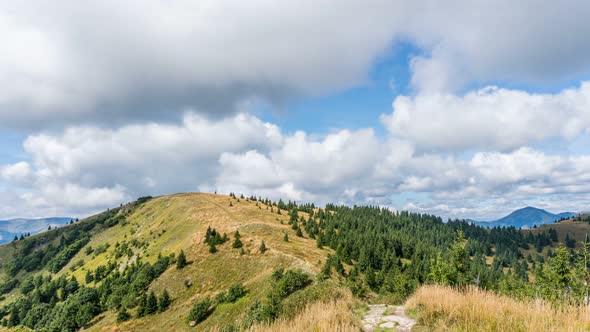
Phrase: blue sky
[{"left": 2, "top": 1, "right": 590, "bottom": 220}]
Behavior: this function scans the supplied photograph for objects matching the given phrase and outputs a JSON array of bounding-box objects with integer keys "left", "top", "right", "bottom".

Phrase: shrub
[
  {"left": 116, "top": 309, "right": 131, "bottom": 323},
  {"left": 188, "top": 298, "right": 213, "bottom": 324}
]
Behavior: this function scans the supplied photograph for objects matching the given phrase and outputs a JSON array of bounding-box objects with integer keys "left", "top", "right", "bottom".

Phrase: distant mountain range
[
  {"left": 472, "top": 207, "right": 577, "bottom": 229},
  {"left": 0, "top": 217, "right": 72, "bottom": 244}
]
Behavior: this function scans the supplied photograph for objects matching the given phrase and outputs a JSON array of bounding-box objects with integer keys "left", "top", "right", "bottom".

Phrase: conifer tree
[
  {"left": 85, "top": 270, "right": 94, "bottom": 284},
  {"left": 137, "top": 293, "right": 147, "bottom": 317},
  {"left": 117, "top": 309, "right": 131, "bottom": 323},
  {"left": 146, "top": 291, "right": 158, "bottom": 315},
  {"left": 158, "top": 289, "right": 171, "bottom": 312},
  {"left": 176, "top": 250, "right": 187, "bottom": 269},
  {"left": 232, "top": 231, "right": 243, "bottom": 248},
  {"left": 209, "top": 242, "right": 217, "bottom": 253},
  {"left": 296, "top": 227, "right": 303, "bottom": 237},
  {"left": 260, "top": 240, "right": 267, "bottom": 254},
  {"left": 283, "top": 232, "right": 289, "bottom": 242}
]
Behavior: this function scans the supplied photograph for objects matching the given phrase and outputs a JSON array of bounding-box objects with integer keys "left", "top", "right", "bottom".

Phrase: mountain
[
  {"left": 0, "top": 194, "right": 355, "bottom": 331},
  {"left": 0, "top": 194, "right": 581, "bottom": 331},
  {"left": 0, "top": 217, "right": 72, "bottom": 244},
  {"left": 475, "top": 206, "right": 576, "bottom": 229}
]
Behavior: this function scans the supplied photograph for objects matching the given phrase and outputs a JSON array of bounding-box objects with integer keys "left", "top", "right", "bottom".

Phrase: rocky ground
[{"left": 362, "top": 304, "right": 416, "bottom": 331}]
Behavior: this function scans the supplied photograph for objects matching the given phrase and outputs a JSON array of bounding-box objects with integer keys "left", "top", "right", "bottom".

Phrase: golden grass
[
  {"left": 246, "top": 290, "right": 358, "bottom": 332},
  {"left": 406, "top": 285, "right": 590, "bottom": 332},
  {"left": 70, "top": 193, "right": 335, "bottom": 331}
]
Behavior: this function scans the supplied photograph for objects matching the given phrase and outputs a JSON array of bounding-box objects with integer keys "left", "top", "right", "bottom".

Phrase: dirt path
[{"left": 362, "top": 304, "right": 416, "bottom": 331}]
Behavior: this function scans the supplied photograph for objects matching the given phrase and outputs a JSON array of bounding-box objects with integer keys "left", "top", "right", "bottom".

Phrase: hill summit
[{"left": 475, "top": 206, "right": 576, "bottom": 229}]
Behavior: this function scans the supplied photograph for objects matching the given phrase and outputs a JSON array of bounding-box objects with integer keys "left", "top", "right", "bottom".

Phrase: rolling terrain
[
  {"left": 0, "top": 218, "right": 72, "bottom": 245},
  {"left": 474, "top": 206, "right": 576, "bottom": 229},
  {"left": 0, "top": 193, "right": 356, "bottom": 331},
  {"left": 0, "top": 193, "right": 588, "bottom": 331}
]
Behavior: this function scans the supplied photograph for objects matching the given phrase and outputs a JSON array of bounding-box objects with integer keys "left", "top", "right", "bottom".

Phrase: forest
[{"left": 0, "top": 193, "right": 587, "bottom": 330}]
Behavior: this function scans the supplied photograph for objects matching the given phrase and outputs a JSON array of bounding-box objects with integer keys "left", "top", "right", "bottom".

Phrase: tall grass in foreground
[
  {"left": 248, "top": 291, "right": 358, "bottom": 332},
  {"left": 406, "top": 285, "right": 590, "bottom": 331}
]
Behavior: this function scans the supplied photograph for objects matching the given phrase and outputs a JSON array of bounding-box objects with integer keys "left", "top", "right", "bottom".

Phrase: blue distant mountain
[
  {"left": 474, "top": 207, "right": 576, "bottom": 229},
  {"left": 0, "top": 217, "right": 72, "bottom": 244}
]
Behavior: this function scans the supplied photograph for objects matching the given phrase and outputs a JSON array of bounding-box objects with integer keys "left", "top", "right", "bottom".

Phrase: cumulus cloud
[
  {"left": 3, "top": 108, "right": 590, "bottom": 220},
  {"left": 3, "top": 1, "right": 590, "bottom": 220},
  {"left": 0, "top": 162, "right": 31, "bottom": 184},
  {"left": 3, "top": 1, "right": 590, "bottom": 127},
  {"left": 0, "top": 0, "right": 406, "bottom": 127},
  {"left": 383, "top": 83, "right": 590, "bottom": 151},
  {"left": 0, "top": 112, "right": 282, "bottom": 217}
]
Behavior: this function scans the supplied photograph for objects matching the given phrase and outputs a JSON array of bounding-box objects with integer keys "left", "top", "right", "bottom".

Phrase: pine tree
[
  {"left": 232, "top": 231, "right": 243, "bottom": 248},
  {"left": 176, "top": 250, "right": 187, "bottom": 269},
  {"left": 117, "top": 309, "right": 131, "bottom": 323},
  {"left": 158, "top": 289, "right": 171, "bottom": 312},
  {"left": 146, "top": 291, "right": 158, "bottom": 315},
  {"left": 209, "top": 242, "right": 217, "bottom": 254},
  {"left": 137, "top": 293, "right": 147, "bottom": 317},
  {"left": 85, "top": 270, "right": 94, "bottom": 284},
  {"left": 283, "top": 232, "right": 289, "bottom": 242},
  {"left": 260, "top": 240, "right": 267, "bottom": 254},
  {"left": 296, "top": 227, "right": 303, "bottom": 237}
]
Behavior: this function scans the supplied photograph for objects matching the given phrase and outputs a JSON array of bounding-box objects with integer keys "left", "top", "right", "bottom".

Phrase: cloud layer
[
  {"left": 2, "top": 1, "right": 590, "bottom": 127},
  {"left": 2, "top": 1, "right": 590, "bottom": 219},
  {"left": 3, "top": 84, "right": 590, "bottom": 220}
]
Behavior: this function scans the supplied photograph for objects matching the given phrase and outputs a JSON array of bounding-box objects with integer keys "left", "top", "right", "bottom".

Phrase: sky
[{"left": 1, "top": 1, "right": 590, "bottom": 221}]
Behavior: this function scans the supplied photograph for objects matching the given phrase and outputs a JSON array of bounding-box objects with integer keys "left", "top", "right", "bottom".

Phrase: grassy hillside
[
  {"left": 1, "top": 193, "right": 587, "bottom": 331},
  {"left": 406, "top": 285, "right": 590, "bottom": 331},
  {"left": 528, "top": 215, "right": 590, "bottom": 244},
  {"left": 0, "top": 193, "right": 357, "bottom": 331}
]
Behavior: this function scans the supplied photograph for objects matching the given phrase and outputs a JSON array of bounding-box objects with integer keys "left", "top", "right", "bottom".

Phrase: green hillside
[
  {"left": 0, "top": 193, "right": 354, "bottom": 331},
  {"left": 0, "top": 193, "right": 588, "bottom": 331}
]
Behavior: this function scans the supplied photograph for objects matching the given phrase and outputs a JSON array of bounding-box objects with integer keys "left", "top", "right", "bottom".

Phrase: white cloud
[
  {"left": 0, "top": 112, "right": 282, "bottom": 218},
  {"left": 0, "top": 162, "right": 31, "bottom": 184},
  {"left": 3, "top": 110, "right": 590, "bottom": 220},
  {"left": 3, "top": 1, "right": 590, "bottom": 220},
  {"left": 383, "top": 82, "right": 590, "bottom": 151},
  {"left": 0, "top": 0, "right": 405, "bottom": 127},
  {"left": 3, "top": 1, "right": 590, "bottom": 127}
]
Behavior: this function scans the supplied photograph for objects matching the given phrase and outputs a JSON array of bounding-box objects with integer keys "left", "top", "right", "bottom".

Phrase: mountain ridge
[
  {"left": 0, "top": 217, "right": 72, "bottom": 244},
  {"left": 474, "top": 206, "right": 576, "bottom": 229}
]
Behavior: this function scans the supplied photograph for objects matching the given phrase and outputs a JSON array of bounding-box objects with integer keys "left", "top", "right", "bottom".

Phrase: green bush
[
  {"left": 225, "top": 283, "right": 246, "bottom": 303},
  {"left": 188, "top": 297, "right": 213, "bottom": 324}
]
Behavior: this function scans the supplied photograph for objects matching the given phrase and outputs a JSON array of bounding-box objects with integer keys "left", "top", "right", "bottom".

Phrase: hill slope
[
  {"left": 475, "top": 206, "right": 576, "bottom": 229},
  {"left": 0, "top": 193, "right": 354, "bottom": 331}
]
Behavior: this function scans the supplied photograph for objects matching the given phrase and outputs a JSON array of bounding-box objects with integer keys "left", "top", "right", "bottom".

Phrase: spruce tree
[
  {"left": 209, "top": 242, "right": 217, "bottom": 254},
  {"left": 117, "top": 309, "right": 131, "bottom": 323},
  {"left": 296, "top": 227, "right": 303, "bottom": 237},
  {"left": 260, "top": 240, "right": 267, "bottom": 254},
  {"left": 158, "top": 289, "right": 171, "bottom": 312},
  {"left": 176, "top": 250, "right": 187, "bottom": 269},
  {"left": 137, "top": 293, "right": 147, "bottom": 317},
  {"left": 146, "top": 291, "right": 158, "bottom": 315},
  {"left": 85, "top": 270, "right": 94, "bottom": 284},
  {"left": 232, "top": 231, "right": 243, "bottom": 248}
]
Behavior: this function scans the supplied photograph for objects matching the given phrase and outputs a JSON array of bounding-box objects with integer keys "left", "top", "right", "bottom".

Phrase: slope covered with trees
[{"left": 0, "top": 193, "right": 586, "bottom": 331}]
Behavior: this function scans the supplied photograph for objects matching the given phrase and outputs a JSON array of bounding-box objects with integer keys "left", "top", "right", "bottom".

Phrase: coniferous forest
[{"left": 0, "top": 194, "right": 588, "bottom": 331}]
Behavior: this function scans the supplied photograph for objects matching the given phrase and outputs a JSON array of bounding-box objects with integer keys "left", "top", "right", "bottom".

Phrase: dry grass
[
  {"left": 406, "top": 285, "right": 590, "bottom": 332},
  {"left": 73, "top": 193, "right": 335, "bottom": 331},
  {"left": 246, "top": 290, "right": 359, "bottom": 332}
]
